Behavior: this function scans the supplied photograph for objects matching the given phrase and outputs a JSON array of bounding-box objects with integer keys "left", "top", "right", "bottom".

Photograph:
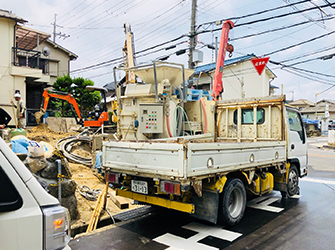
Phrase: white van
[{"left": 0, "top": 137, "right": 71, "bottom": 250}]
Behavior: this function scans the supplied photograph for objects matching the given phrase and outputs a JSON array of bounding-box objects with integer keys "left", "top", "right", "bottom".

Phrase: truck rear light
[
  {"left": 42, "top": 205, "right": 70, "bottom": 250},
  {"left": 106, "top": 172, "right": 119, "bottom": 183},
  {"left": 165, "top": 182, "right": 174, "bottom": 193},
  {"left": 161, "top": 181, "right": 181, "bottom": 196}
]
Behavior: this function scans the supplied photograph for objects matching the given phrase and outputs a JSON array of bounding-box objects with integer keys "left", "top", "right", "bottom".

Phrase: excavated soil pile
[
  {"left": 27, "top": 123, "right": 138, "bottom": 229},
  {"left": 27, "top": 123, "right": 77, "bottom": 147}
]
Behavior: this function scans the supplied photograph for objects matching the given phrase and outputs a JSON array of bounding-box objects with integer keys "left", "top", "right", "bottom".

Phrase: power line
[
  {"left": 199, "top": 0, "right": 313, "bottom": 27},
  {"left": 57, "top": 0, "right": 88, "bottom": 21},
  {"left": 282, "top": 68, "right": 335, "bottom": 85},
  {"left": 231, "top": 15, "right": 335, "bottom": 41},
  {"left": 71, "top": 35, "right": 187, "bottom": 73},
  {"left": 280, "top": 44, "right": 335, "bottom": 63},
  {"left": 195, "top": 1, "right": 335, "bottom": 36},
  {"left": 263, "top": 30, "right": 335, "bottom": 57},
  {"left": 283, "top": 0, "right": 331, "bottom": 31}
]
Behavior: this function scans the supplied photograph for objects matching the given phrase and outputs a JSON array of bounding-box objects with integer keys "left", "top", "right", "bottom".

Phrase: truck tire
[
  {"left": 281, "top": 165, "right": 299, "bottom": 198},
  {"left": 219, "top": 178, "right": 246, "bottom": 226}
]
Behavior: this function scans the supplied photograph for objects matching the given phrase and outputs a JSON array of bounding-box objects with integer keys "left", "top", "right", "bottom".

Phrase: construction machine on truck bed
[{"left": 101, "top": 21, "right": 307, "bottom": 226}]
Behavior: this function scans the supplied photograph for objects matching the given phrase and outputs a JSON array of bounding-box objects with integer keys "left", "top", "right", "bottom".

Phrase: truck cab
[
  {"left": 0, "top": 138, "right": 71, "bottom": 250},
  {"left": 286, "top": 106, "right": 308, "bottom": 177}
]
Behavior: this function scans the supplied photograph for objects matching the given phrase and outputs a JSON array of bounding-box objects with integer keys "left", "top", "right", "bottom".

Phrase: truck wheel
[
  {"left": 281, "top": 165, "right": 299, "bottom": 198},
  {"left": 219, "top": 178, "right": 246, "bottom": 226}
]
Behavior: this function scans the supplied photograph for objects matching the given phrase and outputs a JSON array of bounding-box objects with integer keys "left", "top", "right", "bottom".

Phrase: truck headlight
[{"left": 42, "top": 206, "right": 71, "bottom": 250}]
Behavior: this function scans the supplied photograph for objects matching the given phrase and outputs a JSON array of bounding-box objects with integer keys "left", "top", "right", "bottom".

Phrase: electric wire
[
  {"left": 263, "top": 30, "right": 335, "bottom": 57},
  {"left": 199, "top": 0, "right": 314, "bottom": 27},
  {"left": 195, "top": 1, "right": 335, "bottom": 36}
]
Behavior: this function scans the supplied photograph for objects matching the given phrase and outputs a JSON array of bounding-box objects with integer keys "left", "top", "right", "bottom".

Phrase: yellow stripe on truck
[{"left": 116, "top": 189, "right": 195, "bottom": 214}]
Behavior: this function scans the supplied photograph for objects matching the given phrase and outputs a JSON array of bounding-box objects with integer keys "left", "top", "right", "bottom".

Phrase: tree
[
  {"left": 50, "top": 75, "right": 101, "bottom": 118},
  {"left": 72, "top": 77, "right": 101, "bottom": 114},
  {"left": 51, "top": 75, "right": 73, "bottom": 117}
]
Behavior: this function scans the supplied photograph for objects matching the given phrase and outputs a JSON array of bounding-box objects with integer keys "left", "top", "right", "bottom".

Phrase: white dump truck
[{"left": 102, "top": 61, "right": 308, "bottom": 226}]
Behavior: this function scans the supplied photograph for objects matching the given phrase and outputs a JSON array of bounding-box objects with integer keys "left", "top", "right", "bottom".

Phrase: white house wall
[
  {"left": 39, "top": 41, "right": 72, "bottom": 84},
  {"left": 222, "top": 61, "right": 270, "bottom": 100},
  {"left": 0, "top": 17, "right": 27, "bottom": 126}
]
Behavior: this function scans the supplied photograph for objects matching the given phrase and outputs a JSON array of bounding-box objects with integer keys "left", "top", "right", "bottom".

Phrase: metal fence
[{"left": 12, "top": 47, "right": 49, "bottom": 74}]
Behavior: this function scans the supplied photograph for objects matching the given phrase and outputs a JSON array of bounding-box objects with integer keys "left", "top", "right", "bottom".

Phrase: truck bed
[{"left": 102, "top": 140, "right": 286, "bottom": 180}]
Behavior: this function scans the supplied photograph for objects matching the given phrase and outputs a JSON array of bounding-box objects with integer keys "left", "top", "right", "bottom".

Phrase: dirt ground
[
  {"left": 27, "top": 124, "right": 138, "bottom": 229},
  {"left": 27, "top": 123, "right": 77, "bottom": 146}
]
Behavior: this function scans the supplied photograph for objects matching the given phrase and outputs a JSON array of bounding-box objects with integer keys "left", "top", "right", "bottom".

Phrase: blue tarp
[
  {"left": 302, "top": 118, "right": 319, "bottom": 125},
  {"left": 11, "top": 138, "right": 30, "bottom": 156},
  {"left": 11, "top": 139, "right": 49, "bottom": 156}
]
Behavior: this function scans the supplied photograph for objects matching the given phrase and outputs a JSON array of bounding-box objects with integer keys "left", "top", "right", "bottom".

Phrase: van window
[
  {"left": 233, "top": 108, "right": 265, "bottom": 124},
  {"left": 287, "top": 109, "right": 305, "bottom": 143},
  {"left": 0, "top": 166, "right": 23, "bottom": 212}
]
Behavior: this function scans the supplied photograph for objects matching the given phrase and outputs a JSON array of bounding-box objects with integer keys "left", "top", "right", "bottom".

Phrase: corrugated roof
[
  {"left": 0, "top": 9, "right": 27, "bottom": 23},
  {"left": 16, "top": 25, "right": 50, "bottom": 50},
  {"left": 194, "top": 53, "right": 276, "bottom": 77}
]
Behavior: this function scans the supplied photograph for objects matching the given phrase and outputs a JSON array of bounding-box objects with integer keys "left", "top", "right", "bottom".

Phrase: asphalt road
[{"left": 70, "top": 137, "right": 335, "bottom": 250}]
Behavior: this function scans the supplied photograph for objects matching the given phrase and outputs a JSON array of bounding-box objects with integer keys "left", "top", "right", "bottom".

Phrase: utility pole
[
  {"left": 53, "top": 14, "right": 57, "bottom": 43},
  {"left": 52, "top": 14, "right": 70, "bottom": 43},
  {"left": 188, "top": 0, "right": 197, "bottom": 69}
]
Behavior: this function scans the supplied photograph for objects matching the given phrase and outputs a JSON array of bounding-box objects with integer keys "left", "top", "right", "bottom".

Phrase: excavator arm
[{"left": 35, "top": 89, "right": 83, "bottom": 124}]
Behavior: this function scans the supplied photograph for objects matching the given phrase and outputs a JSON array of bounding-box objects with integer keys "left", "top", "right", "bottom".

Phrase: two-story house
[
  {"left": 193, "top": 54, "right": 278, "bottom": 100},
  {"left": 0, "top": 9, "right": 77, "bottom": 126}
]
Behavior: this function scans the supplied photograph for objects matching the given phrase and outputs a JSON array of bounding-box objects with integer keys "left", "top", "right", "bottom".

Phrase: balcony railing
[{"left": 12, "top": 47, "right": 49, "bottom": 74}]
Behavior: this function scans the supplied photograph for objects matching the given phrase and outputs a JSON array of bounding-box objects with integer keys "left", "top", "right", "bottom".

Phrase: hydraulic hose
[
  {"left": 56, "top": 136, "right": 92, "bottom": 166},
  {"left": 174, "top": 86, "right": 184, "bottom": 137},
  {"left": 200, "top": 98, "right": 208, "bottom": 134},
  {"left": 166, "top": 115, "right": 173, "bottom": 138}
]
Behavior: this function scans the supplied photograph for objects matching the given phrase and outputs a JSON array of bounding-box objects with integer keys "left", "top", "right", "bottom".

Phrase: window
[
  {"left": 233, "top": 108, "right": 265, "bottom": 124},
  {"left": 0, "top": 166, "right": 23, "bottom": 212},
  {"left": 287, "top": 109, "right": 305, "bottom": 143}
]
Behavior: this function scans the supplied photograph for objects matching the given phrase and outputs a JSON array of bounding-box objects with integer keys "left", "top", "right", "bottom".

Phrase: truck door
[{"left": 286, "top": 108, "right": 308, "bottom": 176}]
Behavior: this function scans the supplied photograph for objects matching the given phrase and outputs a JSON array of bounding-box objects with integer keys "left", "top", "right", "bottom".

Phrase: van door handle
[{"left": 291, "top": 144, "right": 295, "bottom": 150}]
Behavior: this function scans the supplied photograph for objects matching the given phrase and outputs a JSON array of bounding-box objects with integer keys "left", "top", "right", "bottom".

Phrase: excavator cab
[{"left": 84, "top": 86, "right": 110, "bottom": 127}]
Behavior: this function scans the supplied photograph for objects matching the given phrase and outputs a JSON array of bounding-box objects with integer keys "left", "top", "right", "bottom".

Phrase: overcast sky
[{"left": 3, "top": 0, "right": 335, "bottom": 103}]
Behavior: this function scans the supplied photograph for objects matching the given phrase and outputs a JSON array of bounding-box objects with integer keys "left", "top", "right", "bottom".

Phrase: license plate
[{"left": 131, "top": 180, "right": 148, "bottom": 194}]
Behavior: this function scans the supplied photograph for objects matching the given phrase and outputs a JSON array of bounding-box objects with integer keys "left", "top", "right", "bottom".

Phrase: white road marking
[
  {"left": 153, "top": 222, "right": 242, "bottom": 250},
  {"left": 301, "top": 177, "right": 335, "bottom": 186},
  {"left": 247, "top": 196, "right": 284, "bottom": 213}
]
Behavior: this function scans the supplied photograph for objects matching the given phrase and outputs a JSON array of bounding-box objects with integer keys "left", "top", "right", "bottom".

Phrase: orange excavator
[{"left": 35, "top": 86, "right": 110, "bottom": 128}]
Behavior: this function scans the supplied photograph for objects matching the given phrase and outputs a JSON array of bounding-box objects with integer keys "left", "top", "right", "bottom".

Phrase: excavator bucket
[{"left": 34, "top": 109, "right": 46, "bottom": 124}]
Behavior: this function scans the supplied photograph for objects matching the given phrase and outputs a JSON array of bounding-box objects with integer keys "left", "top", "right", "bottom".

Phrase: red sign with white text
[{"left": 251, "top": 57, "right": 270, "bottom": 75}]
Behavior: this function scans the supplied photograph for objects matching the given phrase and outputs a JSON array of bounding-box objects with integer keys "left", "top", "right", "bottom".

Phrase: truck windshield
[{"left": 287, "top": 109, "right": 305, "bottom": 143}]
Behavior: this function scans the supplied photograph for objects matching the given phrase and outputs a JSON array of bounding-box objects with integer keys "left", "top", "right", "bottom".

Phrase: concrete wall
[{"left": 47, "top": 117, "right": 78, "bottom": 132}]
